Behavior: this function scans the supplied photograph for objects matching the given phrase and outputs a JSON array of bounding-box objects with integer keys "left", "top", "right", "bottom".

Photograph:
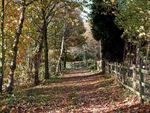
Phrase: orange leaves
[
  {"left": 5, "top": 1, "right": 20, "bottom": 33},
  {"left": 1, "top": 71, "right": 150, "bottom": 112}
]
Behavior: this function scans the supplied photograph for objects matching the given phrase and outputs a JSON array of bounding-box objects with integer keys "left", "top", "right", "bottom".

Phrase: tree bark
[
  {"left": 0, "top": 0, "right": 5, "bottom": 93},
  {"left": 99, "top": 40, "right": 104, "bottom": 73},
  {"left": 34, "top": 35, "right": 44, "bottom": 85},
  {"left": 146, "top": 39, "right": 150, "bottom": 69},
  {"left": 41, "top": 5, "right": 50, "bottom": 79},
  {"left": 131, "top": 44, "right": 139, "bottom": 89},
  {"left": 63, "top": 45, "right": 67, "bottom": 70},
  {"left": 56, "top": 36, "right": 65, "bottom": 75},
  {"left": 43, "top": 20, "right": 49, "bottom": 79},
  {"left": 132, "top": 64, "right": 136, "bottom": 89},
  {"left": 7, "top": 5, "right": 26, "bottom": 93},
  {"left": 98, "top": 40, "right": 102, "bottom": 60},
  {"left": 101, "top": 59, "right": 105, "bottom": 74}
]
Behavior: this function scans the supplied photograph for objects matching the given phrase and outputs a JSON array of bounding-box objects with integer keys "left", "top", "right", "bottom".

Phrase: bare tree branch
[
  {"left": 46, "top": 2, "right": 58, "bottom": 20},
  {"left": 26, "top": 0, "right": 38, "bottom": 6},
  {"left": 30, "top": 15, "right": 42, "bottom": 31}
]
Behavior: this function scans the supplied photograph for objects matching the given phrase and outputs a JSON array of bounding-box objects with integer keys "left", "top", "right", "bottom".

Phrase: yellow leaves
[
  {"left": 111, "top": 0, "right": 115, "bottom": 4},
  {"left": 138, "top": 32, "right": 146, "bottom": 38},
  {"left": 139, "top": 10, "right": 144, "bottom": 14},
  {"left": 71, "top": 21, "right": 75, "bottom": 26},
  {"left": 5, "top": 1, "right": 21, "bottom": 37},
  {"left": 148, "top": 10, "right": 150, "bottom": 15}
]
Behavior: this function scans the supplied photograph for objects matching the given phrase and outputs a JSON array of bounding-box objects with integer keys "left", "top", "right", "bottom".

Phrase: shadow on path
[{"left": 1, "top": 70, "right": 140, "bottom": 113}]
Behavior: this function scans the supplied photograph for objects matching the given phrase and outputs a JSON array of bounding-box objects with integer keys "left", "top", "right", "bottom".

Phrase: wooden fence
[
  {"left": 105, "top": 61, "right": 150, "bottom": 103},
  {"left": 65, "top": 60, "right": 96, "bottom": 70}
]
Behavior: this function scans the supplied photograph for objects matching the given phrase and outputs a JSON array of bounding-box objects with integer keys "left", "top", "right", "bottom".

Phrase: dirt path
[{"left": 0, "top": 70, "right": 144, "bottom": 113}]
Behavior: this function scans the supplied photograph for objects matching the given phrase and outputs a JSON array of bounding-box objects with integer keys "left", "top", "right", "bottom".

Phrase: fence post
[
  {"left": 121, "top": 65, "right": 125, "bottom": 83},
  {"left": 108, "top": 64, "right": 111, "bottom": 74},
  {"left": 110, "top": 64, "right": 112, "bottom": 74},
  {"left": 123, "top": 64, "right": 126, "bottom": 84},
  {"left": 94, "top": 60, "right": 97, "bottom": 70},
  {"left": 115, "top": 62, "right": 117, "bottom": 77},
  {"left": 106, "top": 61, "right": 108, "bottom": 74},
  {"left": 132, "top": 64, "right": 137, "bottom": 90},
  {"left": 139, "top": 67, "right": 144, "bottom": 104},
  {"left": 118, "top": 64, "right": 121, "bottom": 81}
]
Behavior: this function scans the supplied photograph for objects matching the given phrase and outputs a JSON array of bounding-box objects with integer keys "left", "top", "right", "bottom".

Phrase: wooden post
[
  {"left": 118, "top": 64, "right": 121, "bottom": 81},
  {"left": 109, "top": 64, "right": 111, "bottom": 74},
  {"left": 123, "top": 65, "right": 127, "bottom": 84},
  {"left": 94, "top": 59, "right": 97, "bottom": 70},
  {"left": 105, "top": 61, "right": 107, "bottom": 73},
  {"left": 101, "top": 59, "right": 105, "bottom": 74},
  {"left": 146, "top": 38, "right": 150, "bottom": 70},
  {"left": 139, "top": 66, "right": 144, "bottom": 104},
  {"left": 111, "top": 64, "right": 113, "bottom": 74},
  {"left": 120, "top": 65, "right": 124, "bottom": 82},
  {"left": 107, "top": 62, "right": 109, "bottom": 74},
  {"left": 115, "top": 62, "right": 117, "bottom": 76},
  {"left": 132, "top": 64, "right": 137, "bottom": 90}
]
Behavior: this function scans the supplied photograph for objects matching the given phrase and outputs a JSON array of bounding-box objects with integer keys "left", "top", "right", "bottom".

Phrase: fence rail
[
  {"left": 105, "top": 61, "right": 150, "bottom": 103},
  {"left": 64, "top": 60, "right": 97, "bottom": 70}
]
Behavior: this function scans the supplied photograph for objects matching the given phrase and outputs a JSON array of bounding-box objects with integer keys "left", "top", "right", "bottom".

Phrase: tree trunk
[
  {"left": 146, "top": 39, "right": 150, "bottom": 69},
  {"left": 34, "top": 36, "right": 43, "bottom": 85},
  {"left": 63, "top": 45, "right": 67, "bottom": 70},
  {"left": 6, "top": 5, "right": 26, "bottom": 93},
  {"left": 43, "top": 20, "right": 49, "bottom": 79},
  {"left": 99, "top": 40, "right": 104, "bottom": 73},
  {"left": 28, "top": 56, "right": 33, "bottom": 81},
  {"left": 0, "top": 0, "right": 5, "bottom": 93},
  {"left": 99, "top": 40, "right": 102, "bottom": 60},
  {"left": 101, "top": 59, "right": 105, "bottom": 74},
  {"left": 132, "top": 64, "right": 136, "bottom": 89},
  {"left": 97, "top": 40, "right": 102, "bottom": 71},
  {"left": 34, "top": 55, "right": 40, "bottom": 85},
  {"left": 56, "top": 36, "right": 65, "bottom": 75},
  {"left": 132, "top": 44, "right": 140, "bottom": 89}
]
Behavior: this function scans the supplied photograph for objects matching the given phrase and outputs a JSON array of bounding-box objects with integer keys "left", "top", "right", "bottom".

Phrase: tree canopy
[{"left": 90, "top": 0, "right": 124, "bottom": 62}]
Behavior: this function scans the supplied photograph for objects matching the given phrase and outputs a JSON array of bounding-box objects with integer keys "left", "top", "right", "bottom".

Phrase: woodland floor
[{"left": 0, "top": 70, "right": 150, "bottom": 113}]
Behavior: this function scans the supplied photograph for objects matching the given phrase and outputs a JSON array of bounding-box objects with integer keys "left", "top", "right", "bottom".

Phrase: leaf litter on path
[{"left": 1, "top": 70, "right": 150, "bottom": 113}]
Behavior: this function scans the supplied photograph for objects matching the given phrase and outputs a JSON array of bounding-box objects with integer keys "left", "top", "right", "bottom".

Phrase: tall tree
[
  {"left": 55, "top": 2, "right": 68, "bottom": 75},
  {"left": 90, "top": 0, "right": 124, "bottom": 73},
  {"left": 55, "top": 27, "right": 65, "bottom": 75},
  {"left": 0, "top": 0, "right": 5, "bottom": 93},
  {"left": 55, "top": 3, "right": 85, "bottom": 75},
  {"left": 6, "top": 0, "right": 35, "bottom": 93},
  {"left": 116, "top": 0, "right": 150, "bottom": 65},
  {"left": 29, "top": 0, "right": 60, "bottom": 80},
  {"left": 42, "top": 0, "right": 58, "bottom": 79},
  {"left": 33, "top": 34, "right": 44, "bottom": 85}
]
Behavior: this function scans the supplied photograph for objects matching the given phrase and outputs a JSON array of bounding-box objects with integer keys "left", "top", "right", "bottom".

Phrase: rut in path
[{"left": 1, "top": 70, "right": 139, "bottom": 113}]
